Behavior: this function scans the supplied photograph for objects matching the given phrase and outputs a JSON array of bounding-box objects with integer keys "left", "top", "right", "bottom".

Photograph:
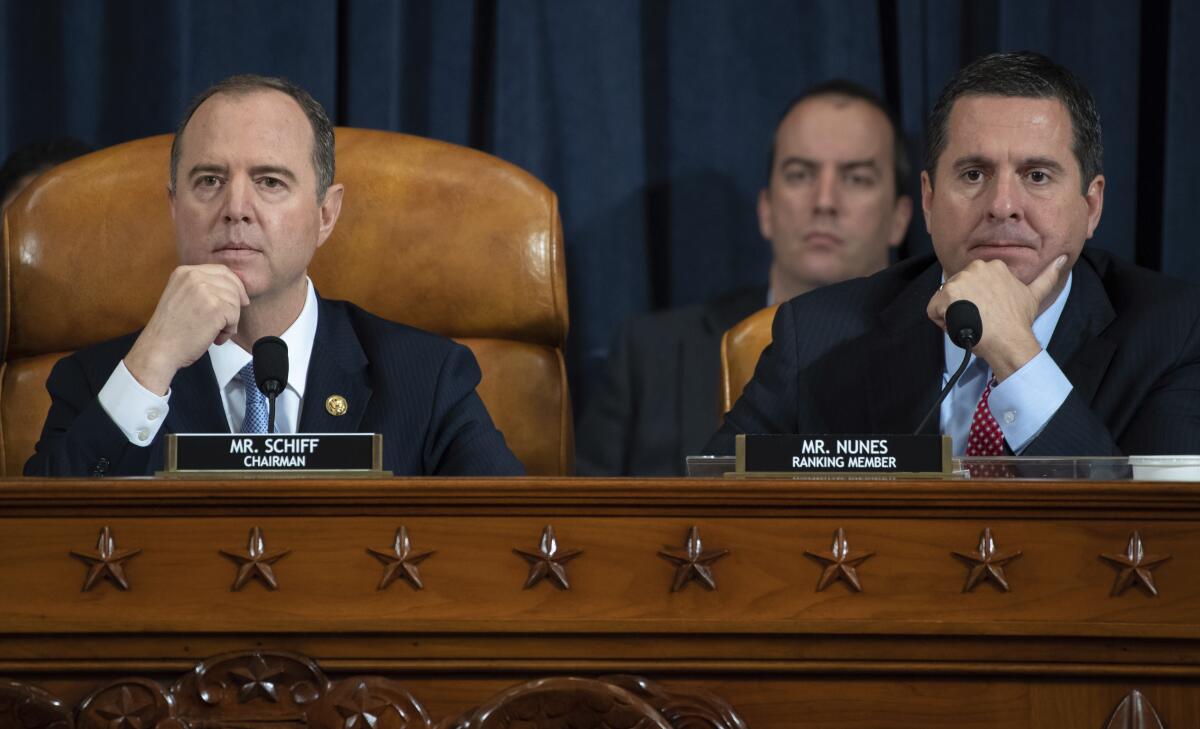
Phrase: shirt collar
[
  {"left": 208, "top": 278, "right": 319, "bottom": 396},
  {"left": 942, "top": 271, "right": 1073, "bottom": 376}
]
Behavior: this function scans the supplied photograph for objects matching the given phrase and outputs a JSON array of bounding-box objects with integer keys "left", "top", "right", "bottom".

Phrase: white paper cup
[{"left": 1129, "top": 455, "right": 1200, "bottom": 482}]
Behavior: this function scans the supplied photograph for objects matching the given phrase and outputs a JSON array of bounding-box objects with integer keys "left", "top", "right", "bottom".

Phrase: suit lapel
[
  {"left": 1047, "top": 254, "right": 1117, "bottom": 405},
  {"left": 298, "top": 298, "right": 373, "bottom": 433},
  {"left": 166, "top": 354, "right": 229, "bottom": 433},
  {"left": 864, "top": 263, "right": 945, "bottom": 434}
]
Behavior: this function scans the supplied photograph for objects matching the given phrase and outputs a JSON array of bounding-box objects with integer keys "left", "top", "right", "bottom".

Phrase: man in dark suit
[
  {"left": 577, "top": 81, "right": 913, "bottom": 475},
  {"left": 709, "top": 52, "right": 1200, "bottom": 458},
  {"left": 25, "top": 75, "right": 523, "bottom": 477}
]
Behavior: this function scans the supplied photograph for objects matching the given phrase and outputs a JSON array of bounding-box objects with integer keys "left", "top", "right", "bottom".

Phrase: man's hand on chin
[
  {"left": 926, "top": 254, "right": 1068, "bottom": 382},
  {"left": 123, "top": 264, "right": 250, "bottom": 395}
]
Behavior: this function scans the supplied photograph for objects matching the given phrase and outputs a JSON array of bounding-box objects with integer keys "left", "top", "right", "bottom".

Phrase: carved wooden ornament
[
  {"left": 1104, "top": 689, "right": 1165, "bottom": 729},
  {"left": 1, "top": 651, "right": 748, "bottom": 729},
  {"left": 513, "top": 525, "right": 583, "bottom": 590},
  {"left": 804, "top": 527, "right": 874, "bottom": 592},
  {"left": 1101, "top": 531, "right": 1171, "bottom": 597},
  {"left": 219, "top": 526, "right": 290, "bottom": 591},
  {"left": 445, "top": 677, "right": 670, "bottom": 729},
  {"left": 228, "top": 656, "right": 291, "bottom": 703},
  {"left": 0, "top": 679, "right": 72, "bottom": 729},
  {"left": 952, "top": 528, "right": 1022, "bottom": 592},
  {"left": 77, "top": 678, "right": 173, "bottom": 729},
  {"left": 658, "top": 526, "right": 729, "bottom": 592},
  {"left": 175, "top": 651, "right": 327, "bottom": 720},
  {"left": 368, "top": 526, "right": 434, "bottom": 591},
  {"left": 70, "top": 526, "right": 141, "bottom": 592},
  {"left": 603, "top": 674, "right": 750, "bottom": 729},
  {"left": 308, "top": 677, "right": 433, "bottom": 729}
]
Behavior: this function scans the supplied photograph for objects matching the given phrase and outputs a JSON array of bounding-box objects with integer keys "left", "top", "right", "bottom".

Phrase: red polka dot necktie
[{"left": 965, "top": 377, "right": 1006, "bottom": 456}]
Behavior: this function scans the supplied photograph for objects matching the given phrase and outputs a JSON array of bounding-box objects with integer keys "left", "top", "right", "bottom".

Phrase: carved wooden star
[
  {"left": 220, "top": 527, "right": 291, "bottom": 591},
  {"left": 1101, "top": 531, "right": 1171, "bottom": 597},
  {"left": 228, "top": 655, "right": 289, "bottom": 704},
  {"left": 335, "top": 682, "right": 392, "bottom": 729},
  {"left": 368, "top": 527, "right": 434, "bottom": 591},
  {"left": 70, "top": 526, "right": 142, "bottom": 591},
  {"left": 513, "top": 525, "right": 582, "bottom": 590},
  {"left": 804, "top": 527, "right": 875, "bottom": 592},
  {"left": 658, "top": 526, "right": 730, "bottom": 592},
  {"left": 953, "top": 528, "right": 1022, "bottom": 592},
  {"left": 94, "top": 685, "right": 154, "bottom": 729}
]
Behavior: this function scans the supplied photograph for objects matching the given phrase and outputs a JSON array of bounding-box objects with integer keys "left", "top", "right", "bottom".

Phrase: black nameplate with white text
[
  {"left": 736, "top": 434, "right": 950, "bottom": 476},
  {"left": 166, "top": 433, "right": 383, "bottom": 474}
]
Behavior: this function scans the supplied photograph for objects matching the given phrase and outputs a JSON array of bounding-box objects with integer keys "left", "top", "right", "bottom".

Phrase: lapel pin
[{"left": 325, "top": 395, "right": 348, "bottom": 416}]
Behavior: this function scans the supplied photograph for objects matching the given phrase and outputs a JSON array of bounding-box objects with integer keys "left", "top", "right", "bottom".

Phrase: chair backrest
[
  {"left": 718, "top": 304, "right": 778, "bottom": 414},
  {"left": 0, "top": 128, "right": 572, "bottom": 475}
]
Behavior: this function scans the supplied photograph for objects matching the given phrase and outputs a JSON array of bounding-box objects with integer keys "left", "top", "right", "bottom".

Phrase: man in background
[{"left": 577, "top": 80, "right": 913, "bottom": 475}]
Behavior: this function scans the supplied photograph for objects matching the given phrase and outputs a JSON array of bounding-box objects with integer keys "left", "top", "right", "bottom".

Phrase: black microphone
[
  {"left": 252, "top": 336, "right": 289, "bottom": 434},
  {"left": 946, "top": 299, "right": 982, "bottom": 350},
  {"left": 913, "top": 300, "right": 982, "bottom": 435}
]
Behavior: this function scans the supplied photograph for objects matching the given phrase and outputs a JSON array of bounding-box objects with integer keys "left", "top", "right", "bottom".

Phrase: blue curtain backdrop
[{"left": 1, "top": 0, "right": 1193, "bottom": 413}]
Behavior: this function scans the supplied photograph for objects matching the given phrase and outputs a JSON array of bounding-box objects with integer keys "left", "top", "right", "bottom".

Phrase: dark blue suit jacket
[
  {"left": 24, "top": 297, "right": 525, "bottom": 476},
  {"left": 707, "top": 249, "right": 1200, "bottom": 457},
  {"left": 576, "top": 286, "right": 766, "bottom": 476}
]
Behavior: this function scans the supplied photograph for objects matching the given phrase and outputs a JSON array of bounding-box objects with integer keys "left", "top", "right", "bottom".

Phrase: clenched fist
[
  {"left": 927, "top": 254, "right": 1067, "bottom": 382},
  {"left": 123, "top": 265, "right": 250, "bottom": 395}
]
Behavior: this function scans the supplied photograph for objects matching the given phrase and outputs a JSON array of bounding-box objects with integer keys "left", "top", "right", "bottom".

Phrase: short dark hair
[
  {"left": 0, "top": 137, "right": 93, "bottom": 204},
  {"left": 924, "top": 51, "right": 1102, "bottom": 194},
  {"left": 766, "top": 79, "right": 911, "bottom": 199},
  {"left": 169, "top": 74, "right": 335, "bottom": 200}
]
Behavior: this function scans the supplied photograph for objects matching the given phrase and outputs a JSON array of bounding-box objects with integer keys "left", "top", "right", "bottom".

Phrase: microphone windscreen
[
  {"left": 252, "top": 336, "right": 289, "bottom": 395},
  {"left": 946, "top": 300, "right": 982, "bottom": 349}
]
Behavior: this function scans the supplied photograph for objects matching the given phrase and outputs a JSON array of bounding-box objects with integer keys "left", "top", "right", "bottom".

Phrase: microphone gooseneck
[
  {"left": 252, "top": 336, "right": 289, "bottom": 434},
  {"left": 913, "top": 300, "right": 983, "bottom": 435}
]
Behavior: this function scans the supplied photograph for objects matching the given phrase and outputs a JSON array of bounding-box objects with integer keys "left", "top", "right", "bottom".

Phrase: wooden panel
[
  {"left": 2, "top": 516, "right": 1196, "bottom": 634},
  {"left": 0, "top": 477, "right": 1197, "bottom": 728}
]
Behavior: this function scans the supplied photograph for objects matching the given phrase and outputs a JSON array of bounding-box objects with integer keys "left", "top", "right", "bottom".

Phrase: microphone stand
[
  {"left": 913, "top": 343, "right": 973, "bottom": 435},
  {"left": 262, "top": 382, "right": 281, "bottom": 435},
  {"left": 267, "top": 393, "right": 278, "bottom": 435}
]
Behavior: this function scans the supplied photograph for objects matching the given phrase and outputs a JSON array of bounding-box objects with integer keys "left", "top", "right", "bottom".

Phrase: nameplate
[
  {"left": 735, "top": 434, "right": 951, "bottom": 476},
  {"left": 164, "top": 433, "right": 384, "bottom": 476}
]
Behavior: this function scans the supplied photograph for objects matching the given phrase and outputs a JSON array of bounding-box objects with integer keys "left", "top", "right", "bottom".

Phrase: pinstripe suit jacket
[
  {"left": 24, "top": 297, "right": 525, "bottom": 476},
  {"left": 706, "top": 249, "right": 1200, "bottom": 457}
]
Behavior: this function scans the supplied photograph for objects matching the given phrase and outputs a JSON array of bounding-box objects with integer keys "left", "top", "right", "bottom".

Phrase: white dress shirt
[{"left": 98, "top": 279, "right": 319, "bottom": 444}]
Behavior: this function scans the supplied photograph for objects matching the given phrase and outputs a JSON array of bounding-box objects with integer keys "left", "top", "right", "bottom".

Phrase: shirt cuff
[
  {"left": 988, "top": 350, "right": 1072, "bottom": 454},
  {"left": 97, "top": 360, "right": 171, "bottom": 447}
]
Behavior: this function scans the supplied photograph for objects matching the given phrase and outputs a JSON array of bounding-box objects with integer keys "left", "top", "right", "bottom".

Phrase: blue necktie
[{"left": 238, "top": 362, "right": 269, "bottom": 433}]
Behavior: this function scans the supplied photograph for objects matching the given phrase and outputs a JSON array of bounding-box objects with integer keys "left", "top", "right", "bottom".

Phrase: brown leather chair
[
  {"left": 0, "top": 129, "right": 572, "bottom": 476},
  {"left": 718, "top": 304, "right": 778, "bottom": 414}
]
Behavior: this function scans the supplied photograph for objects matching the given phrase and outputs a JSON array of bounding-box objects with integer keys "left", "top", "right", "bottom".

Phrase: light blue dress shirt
[{"left": 939, "top": 273, "right": 1074, "bottom": 456}]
